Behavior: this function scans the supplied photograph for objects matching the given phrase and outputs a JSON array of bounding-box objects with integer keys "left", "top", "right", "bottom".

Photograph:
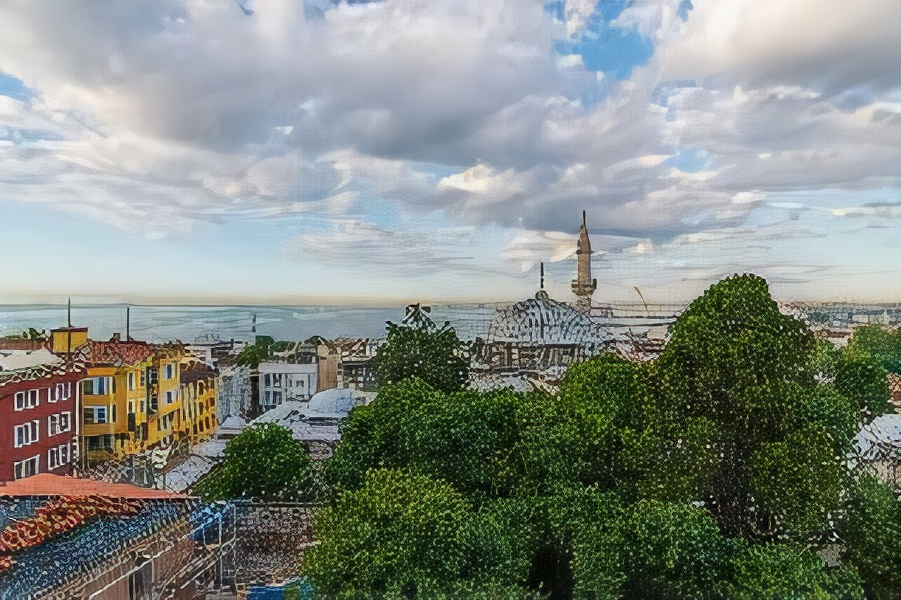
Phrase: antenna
[
  {"left": 582, "top": 210, "right": 587, "bottom": 227},
  {"left": 540, "top": 262, "right": 545, "bottom": 290},
  {"left": 126, "top": 306, "right": 131, "bottom": 341},
  {"left": 66, "top": 297, "right": 72, "bottom": 364}
]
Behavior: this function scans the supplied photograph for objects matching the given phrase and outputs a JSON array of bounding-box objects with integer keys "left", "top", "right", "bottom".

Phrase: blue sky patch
[{"left": 0, "top": 72, "right": 32, "bottom": 102}]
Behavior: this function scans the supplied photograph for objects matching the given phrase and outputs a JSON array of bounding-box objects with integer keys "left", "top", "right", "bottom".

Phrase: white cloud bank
[{"left": 0, "top": 0, "right": 899, "bottom": 301}]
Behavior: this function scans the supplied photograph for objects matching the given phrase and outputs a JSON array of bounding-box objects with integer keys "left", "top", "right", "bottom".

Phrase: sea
[{"left": 0, "top": 303, "right": 503, "bottom": 344}]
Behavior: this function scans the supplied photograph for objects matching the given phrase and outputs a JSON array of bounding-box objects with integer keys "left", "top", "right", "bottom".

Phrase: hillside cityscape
[
  {"left": 2, "top": 0, "right": 900, "bottom": 598},
  {"left": 1, "top": 218, "right": 900, "bottom": 598}
]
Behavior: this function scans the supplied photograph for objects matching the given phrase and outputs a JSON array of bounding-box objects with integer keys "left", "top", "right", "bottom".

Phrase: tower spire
[{"left": 571, "top": 212, "right": 597, "bottom": 307}]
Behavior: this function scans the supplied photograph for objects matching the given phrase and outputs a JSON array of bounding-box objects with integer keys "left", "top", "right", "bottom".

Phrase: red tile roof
[
  {"left": 80, "top": 339, "right": 154, "bottom": 367},
  {"left": 0, "top": 474, "right": 187, "bottom": 499}
]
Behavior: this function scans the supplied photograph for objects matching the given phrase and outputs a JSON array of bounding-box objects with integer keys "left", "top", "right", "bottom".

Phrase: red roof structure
[
  {"left": 79, "top": 339, "right": 154, "bottom": 366},
  {"left": 0, "top": 473, "right": 186, "bottom": 499}
]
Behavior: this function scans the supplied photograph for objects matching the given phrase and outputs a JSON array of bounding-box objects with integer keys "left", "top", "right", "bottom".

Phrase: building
[
  {"left": 853, "top": 414, "right": 901, "bottom": 490},
  {"left": 178, "top": 360, "right": 219, "bottom": 446},
  {"left": 473, "top": 293, "right": 609, "bottom": 378},
  {"left": 258, "top": 360, "right": 318, "bottom": 412},
  {"left": 147, "top": 343, "right": 189, "bottom": 450},
  {"left": 255, "top": 341, "right": 337, "bottom": 414},
  {"left": 76, "top": 336, "right": 155, "bottom": 461},
  {"left": 334, "top": 338, "right": 380, "bottom": 391},
  {"left": 69, "top": 334, "right": 190, "bottom": 462},
  {"left": 0, "top": 350, "right": 85, "bottom": 483},
  {"left": 0, "top": 473, "right": 235, "bottom": 599}
]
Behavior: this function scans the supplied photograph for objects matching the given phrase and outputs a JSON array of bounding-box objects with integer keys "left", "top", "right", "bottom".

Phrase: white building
[{"left": 257, "top": 361, "right": 318, "bottom": 412}]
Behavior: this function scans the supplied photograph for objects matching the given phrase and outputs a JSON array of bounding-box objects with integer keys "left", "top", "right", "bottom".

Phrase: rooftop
[{"left": 0, "top": 473, "right": 185, "bottom": 499}]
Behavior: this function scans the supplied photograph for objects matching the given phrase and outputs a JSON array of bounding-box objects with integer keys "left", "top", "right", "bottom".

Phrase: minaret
[{"left": 571, "top": 211, "right": 597, "bottom": 308}]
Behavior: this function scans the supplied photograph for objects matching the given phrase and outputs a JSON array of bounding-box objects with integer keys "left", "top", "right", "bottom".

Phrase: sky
[{"left": 0, "top": 0, "right": 899, "bottom": 306}]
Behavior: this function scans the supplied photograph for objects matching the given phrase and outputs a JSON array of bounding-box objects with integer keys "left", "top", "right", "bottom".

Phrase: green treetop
[
  {"left": 193, "top": 423, "right": 315, "bottom": 501},
  {"left": 374, "top": 303, "right": 470, "bottom": 393}
]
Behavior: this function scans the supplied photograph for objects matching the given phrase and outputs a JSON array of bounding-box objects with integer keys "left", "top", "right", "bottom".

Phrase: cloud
[
  {"left": 0, "top": 0, "right": 898, "bottom": 300},
  {"left": 286, "top": 219, "right": 478, "bottom": 274}
]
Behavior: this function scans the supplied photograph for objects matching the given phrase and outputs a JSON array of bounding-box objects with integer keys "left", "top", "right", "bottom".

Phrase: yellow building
[
  {"left": 177, "top": 360, "right": 219, "bottom": 445},
  {"left": 79, "top": 337, "right": 155, "bottom": 462},
  {"left": 145, "top": 344, "right": 187, "bottom": 450},
  {"left": 78, "top": 338, "right": 192, "bottom": 462}
]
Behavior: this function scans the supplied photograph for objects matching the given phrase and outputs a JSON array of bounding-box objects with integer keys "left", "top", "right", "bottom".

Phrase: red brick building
[{"left": 0, "top": 350, "right": 85, "bottom": 482}]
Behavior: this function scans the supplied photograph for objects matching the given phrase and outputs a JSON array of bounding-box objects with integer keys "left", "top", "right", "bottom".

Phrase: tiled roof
[
  {"left": 181, "top": 361, "right": 218, "bottom": 385},
  {"left": 0, "top": 474, "right": 185, "bottom": 499},
  {"left": 0, "top": 359, "right": 85, "bottom": 389},
  {"left": 0, "top": 496, "right": 199, "bottom": 599},
  {"left": 79, "top": 339, "right": 186, "bottom": 368},
  {"left": 80, "top": 339, "right": 153, "bottom": 367}
]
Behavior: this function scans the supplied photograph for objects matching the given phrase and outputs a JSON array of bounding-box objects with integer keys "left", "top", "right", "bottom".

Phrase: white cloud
[{"left": 0, "top": 0, "right": 898, "bottom": 300}]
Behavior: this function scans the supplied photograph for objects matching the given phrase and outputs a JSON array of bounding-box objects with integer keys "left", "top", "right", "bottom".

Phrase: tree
[
  {"left": 847, "top": 324, "right": 901, "bottom": 375},
  {"left": 558, "top": 354, "right": 647, "bottom": 489},
  {"left": 648, "top": 274, "right": 855, "bottom": 541},
  {"left": 842, "top": 474, "right": 901, "bottom": 600},
  {"left": 193, "top": 423, "right": 315, "bottom": 501},
  {"left": 303, "top": 469, "right": 537, "bottom": 599},
  {"left": 324, "top": 379, "right": 584, "bottom": 504},
  {"left": 234, "top": 335, "right": 276, "bottom": 369},
  {"left": 724, "top": 541, "right": 863, "bottom": 600},
  {"left": 374, "top": 304, "right": 469, "bottom": 393},
  {"left": 314, "top": 275, "right": 880, "bottom": 599}
]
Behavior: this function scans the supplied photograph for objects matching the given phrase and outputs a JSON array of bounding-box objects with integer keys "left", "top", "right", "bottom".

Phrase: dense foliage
[
  {"left": 306, "top": 275, "right": 901, "bottom": 599},
  {"left": 193, "top": 423, "right": 315, "bottom": 501},
  {"left": 847, "top": 324, "right": 901, "bottom": 375},
  {"left": 234, "top": 335, "right": 277, "bottom": 369},
  {"left": 374, "top": 304, "right": 470, "bottom": 393}
]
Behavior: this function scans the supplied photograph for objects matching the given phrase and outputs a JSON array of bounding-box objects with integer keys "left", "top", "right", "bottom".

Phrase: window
[
  {"left": 165, "top": 390, "right": 176, "bottom": 405},
  {"left": 272, "top": 373, "right": 283, "bottom": 388},
  {"left": 112, "top": 404, "right": 117, "bottom": 422},
  {"left": 165, "top": 364, "right": 174, "bottom": 380},
  {"left": 139, "top": 370, "right": 146, "bottom": 387},
  {"left": 48, "top": 443, "right": 70, "bottom": 470},
  {"left": 128, "top": 400, "right": 135, "bottom": 414},
  {"left": 140, "top": 399, "right": 146, "bottom": 413},
  {"left": 272, "top": 391, "right": 282, "bottom": 405},
  {"left": 264, "top": 373, "right": 271, "bottom": 387},
  {"left": 14, "top": 421, "right": 40, "bottom": 448},
  {"left": 47, "top": 386, "right": 55, "bottom": 403},
  {"left": 84, "top": 406, "right": 108, "bottom": 425},
  {"left": 128, "top": 372, "right": 135, "bottom": 391},
  {"left": 87, "top": 435, "right": 114, "bottom": 451},
  {"left": 16, "top": 389, "right": 40, "bottom": 410},
  {"left": 158, "top": 413, "right": 173, "bottom": 431},
  {"left": 264, "top": 390, "right": 272, "bottom": 406},
  {"left": 48, "top": 413, "right": 71, "bottom": 436},
  {"left": 14, "top": 456, "right": 39, "bottom": 480},
  {"left": 83, "top": 377, "right": 110, "bottom": 396},
  {"left": 52, "top": 383, "right": 71, "bottom": 402}
]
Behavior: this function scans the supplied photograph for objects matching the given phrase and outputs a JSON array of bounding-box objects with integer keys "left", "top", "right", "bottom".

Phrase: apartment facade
[
  {"left": 178, "top": 360, "right": 219, "bottom": 445},
  {"left": 0, "top": 351, "right": 84, "bottom": 482},
  {"left": 77, "top": 337, "right": 189, "bottom": 461}
]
